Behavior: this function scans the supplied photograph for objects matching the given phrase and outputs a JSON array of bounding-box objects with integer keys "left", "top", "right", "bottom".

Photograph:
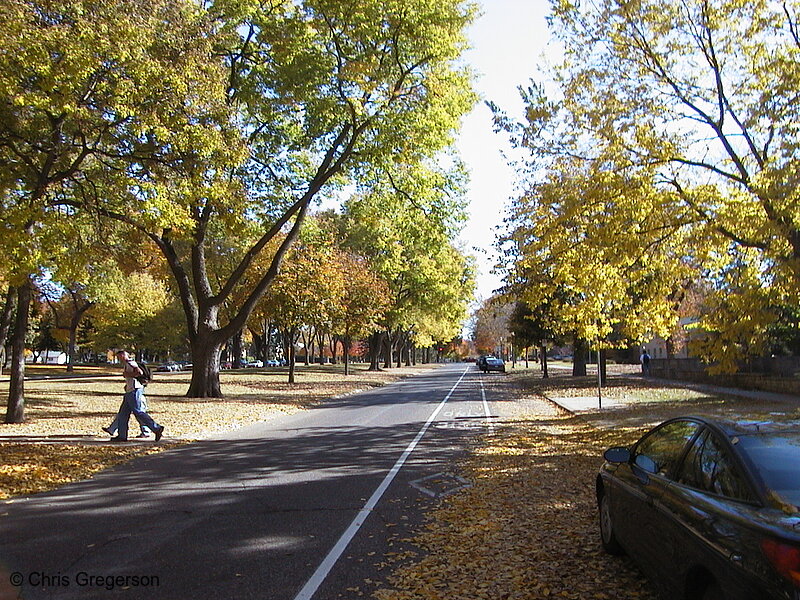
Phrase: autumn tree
[
  {"left": 330, "top": 252, "right": 390, "bottom": 375},
  {"left": 495, "top": 0, "right": 800, "bottom": 370},
  {"left": 258, "top": 240, "right": 344, "bottom": 384},
  {"left": 340, "top": 161, "right": 476, "bottom": 368},
  {"left": 89, "top": 270, "right": 186, "bottom": 358},
  {"left": 471, "top": 298, "right": 512, "bottom": 358},
  {"left": 507, "top": 300, "right": 558, "bottom": 374},
  {"left": 34, "top": 215, "right": 141, "bottom": 372},
  {"left": 27, "top": 0, "right": 476, "bottom": 396},
  {"left": 498, "top": 162, "right": 704, "bottom": 354},
  {"left": 38, "top": 281, "right": 92, "bottom": 371},
  {"left": 0, "top": 0, "right": 236, "bottom": 419}
]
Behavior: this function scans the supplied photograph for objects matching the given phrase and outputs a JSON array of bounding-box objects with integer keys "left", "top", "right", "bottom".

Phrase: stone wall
[{"left": 650, "top": 357, "right": 800, "bottom": 396}]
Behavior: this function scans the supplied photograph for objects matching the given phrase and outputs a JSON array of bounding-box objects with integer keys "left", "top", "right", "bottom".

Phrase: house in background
[
  {"left": 25, "top": 350, "right": 68, "bottom": 365},
  {"left": 642, "top": 316, "right": 698, "bottom": 360}
]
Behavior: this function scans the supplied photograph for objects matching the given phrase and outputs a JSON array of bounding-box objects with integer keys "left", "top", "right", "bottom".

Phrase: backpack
[{"left": 136, "top": 361, "right": 153, "bottom": 387}]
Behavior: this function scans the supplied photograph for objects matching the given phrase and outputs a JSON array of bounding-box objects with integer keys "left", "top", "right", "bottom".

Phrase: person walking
[
  {"left": 109, "top": 350, "right": 165, "bottom": 442},
  {"left": 640, "top": 348, "right": 651, "bottom": 377}
]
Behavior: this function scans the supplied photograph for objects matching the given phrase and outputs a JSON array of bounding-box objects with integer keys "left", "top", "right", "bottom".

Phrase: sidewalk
[
  {"left": 0, "top": 373, "right": 117, "bottom": 383},
  {"left": 547, "top": 372, "right": 800, "bottom": 414},
  {"left": 0, "top": 434, "right": 160, "bottom": 445}
]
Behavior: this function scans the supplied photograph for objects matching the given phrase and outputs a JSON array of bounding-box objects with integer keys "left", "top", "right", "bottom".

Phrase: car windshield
[{"left": 737, "top": 431, "right": 800, "bottom": 510}]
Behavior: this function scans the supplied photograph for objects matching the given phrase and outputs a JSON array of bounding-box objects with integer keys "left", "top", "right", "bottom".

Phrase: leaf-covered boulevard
[{"left": 0, "top": 0, "right": 477, "bottom": 423}]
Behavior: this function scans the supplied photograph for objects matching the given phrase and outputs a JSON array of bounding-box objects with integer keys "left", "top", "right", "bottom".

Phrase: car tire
[
  {"left": 701, "top": 581, "right": 725, "bottom": 600},
  {"left": 599, "top": 492, "right": 625, "bottom": 555}
]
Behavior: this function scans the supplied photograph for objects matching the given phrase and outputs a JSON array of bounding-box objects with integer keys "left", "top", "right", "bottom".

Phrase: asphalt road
[{"left": 0, "top": 364, "right": 498, "bottom": 600}]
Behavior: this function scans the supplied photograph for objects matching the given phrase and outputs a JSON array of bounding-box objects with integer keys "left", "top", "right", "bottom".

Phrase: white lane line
[
  {"left": 479, "top": 374, "right": 495, "bottom": 434},
  {"left": 292, "top": 367, "right": 470, "bottom": 600}
]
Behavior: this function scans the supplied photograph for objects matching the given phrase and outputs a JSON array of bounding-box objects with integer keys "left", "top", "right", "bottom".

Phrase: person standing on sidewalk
[{"left": 109, "top": 350, "right": 165, "bottom": 442}]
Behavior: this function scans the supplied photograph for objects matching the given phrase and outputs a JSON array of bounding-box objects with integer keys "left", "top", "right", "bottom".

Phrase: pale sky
[{"left": 457, "top": 0, "right": 555, "bottom": 302}]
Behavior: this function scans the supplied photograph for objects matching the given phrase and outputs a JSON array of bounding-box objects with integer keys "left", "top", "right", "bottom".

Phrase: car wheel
[
  {"left": 599, "top": 492, "right": 624, "bottom": 555},
  {"left": 701, "top": 581, "right": 725, "bottom": 600}
]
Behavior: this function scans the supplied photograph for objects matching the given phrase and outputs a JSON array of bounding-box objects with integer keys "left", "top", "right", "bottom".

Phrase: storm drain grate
[{"left": 409, "top": 472, "right": 472, "bottom": 498}]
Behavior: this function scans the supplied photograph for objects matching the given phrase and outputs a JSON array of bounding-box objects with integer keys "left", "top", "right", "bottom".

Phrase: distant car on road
[
  {"left": 265, "top": 359, "right": 280, "bottom": 367},
  {"left": 597, "top": 415, "right": 800, "bottom": 600},
  {"left": 244, "top": 360, "right": 263, "bottom": 368},
  {"left": 156, "top": 362, "right": 180, "bottom": 372},
  {"left": 481, "top": 357, "right": 505, "bottom": 373}
]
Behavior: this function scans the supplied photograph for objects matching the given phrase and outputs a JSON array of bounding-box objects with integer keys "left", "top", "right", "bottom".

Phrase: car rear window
[
  {"left": 737, "top": 433, "right": 800, "bottom": 509},
  {"left": 677, "top": 429, "right": 756, "bottom": 502}
]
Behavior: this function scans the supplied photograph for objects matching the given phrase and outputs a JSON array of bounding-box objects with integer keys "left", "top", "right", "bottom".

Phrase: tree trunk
[
  {"left": 317, "top": 330, "right": 326, "bottom": 364},
  {"left": 186, "top": 335, "right": 223, "bottom": 398},
  {"left": 572, "top": 338, "right": 588, "bottom": 376},
  {"left": 402, "top": 333, "right": 411, "bottom": 367},
  {"left": 263, "top": 318, "right": 273, "bottom": 361},
  {"left": 288, "top": 335, "right": 297, "bottom": 384},
  {"left": 396, "top": 332, "right": 403, "bottom": 368},
  {"left": 600, "top": 349, "right": 608, "bottom": 385},
  {"left": 247, "top": 326, "right": 261, "bottom": 365},
  {"left": 330, "top": 335, "right": 339, "bottom": 365},
  {"left": 540, "top": 343, "right": 549, "bottom": 379},
  {"left": 6, "top": 283, "right": 32, "bottom": 423},
  {"left": 65, "top": 302, "right": 92, "bottom": 373},
  {"left": 383, "top": 330, "right": 393, "bottom": 369},
  {"left": 0, "top": 287, "right": 14, "bottom": 378},
  {"left": 232, "top": 328, "right": 245, "bottom": 368},
  {"left": 343, "top": 338, "right": 351, "bottom": 376},
  {"left": 66, "top": 327, "right": 78, "bottom": 373},
  {"left": 367, "top": 331, "right": 383, "bottom": 371},
  {"left": 301, "top": 329, "right": 311, "bottom": 366}
]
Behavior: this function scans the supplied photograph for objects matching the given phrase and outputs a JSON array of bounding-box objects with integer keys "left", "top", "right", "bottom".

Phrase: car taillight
[{"left": 762, "top": 539, "right": 800, "bottom": 588}]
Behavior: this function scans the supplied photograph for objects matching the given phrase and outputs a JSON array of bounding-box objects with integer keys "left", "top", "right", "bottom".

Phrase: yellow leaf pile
[{"left": 0, "top": 444, "right": 170, "bottom": 499}]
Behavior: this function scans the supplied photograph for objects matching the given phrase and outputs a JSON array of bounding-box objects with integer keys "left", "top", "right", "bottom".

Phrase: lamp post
[{"left": 597, "top": 345, "right": 602, "bottom": 409}]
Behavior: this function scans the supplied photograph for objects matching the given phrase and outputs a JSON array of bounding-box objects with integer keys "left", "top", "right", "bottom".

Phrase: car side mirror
[{"left": 603, "top": 447, "right": 631, "bottom": 463}]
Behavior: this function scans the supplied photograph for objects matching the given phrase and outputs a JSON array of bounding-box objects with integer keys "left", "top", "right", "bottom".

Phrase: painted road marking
[
  {"left": 292, "top": 367, "right": 470, "bottom": 600},
  {"left": 479, "top": 374, "right": 494, "bottom": 434}
]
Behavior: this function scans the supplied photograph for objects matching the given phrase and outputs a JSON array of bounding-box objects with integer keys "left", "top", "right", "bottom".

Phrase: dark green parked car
[{"left": 597, "top": 416, "right": 800, "bottom": 600}]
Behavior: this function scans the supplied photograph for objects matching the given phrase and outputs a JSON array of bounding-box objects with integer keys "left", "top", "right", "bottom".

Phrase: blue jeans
[
  {"left": 117, "top": 389, "right": 160, "bottom": 440},
  {"left": 108, "top": 396, "right": 149, "bottom": 435}
]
